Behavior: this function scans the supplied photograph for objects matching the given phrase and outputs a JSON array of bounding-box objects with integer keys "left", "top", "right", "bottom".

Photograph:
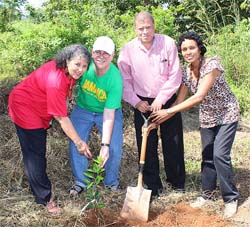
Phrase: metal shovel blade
[{"left": 120, "top": 185, "right": 152, "bottom": 222}]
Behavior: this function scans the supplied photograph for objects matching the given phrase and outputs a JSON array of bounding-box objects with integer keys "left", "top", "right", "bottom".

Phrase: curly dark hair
[
  {"left": 53, "top": 44, "right": 91, "bottom": 69},
  {"left": 177, "top": 31, "right": 207, "bottom": 56}
]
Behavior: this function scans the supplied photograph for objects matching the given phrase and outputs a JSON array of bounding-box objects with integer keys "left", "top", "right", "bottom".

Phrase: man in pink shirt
[{"left": 118, "top": 11, "right": 185, "bottom": 197}]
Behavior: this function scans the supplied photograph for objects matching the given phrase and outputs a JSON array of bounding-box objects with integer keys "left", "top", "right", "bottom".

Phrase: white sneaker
[
  {"left": 223, "top": 200, "right": 238, "bottom": 219},
  {"left": 190, "top": 196, "right": 208, "bottom": 208}
]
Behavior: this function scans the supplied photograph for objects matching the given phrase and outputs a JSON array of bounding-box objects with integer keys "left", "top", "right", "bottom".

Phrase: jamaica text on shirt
[{"left": 82, "top": 79, "right": 107, "bottom": 102}]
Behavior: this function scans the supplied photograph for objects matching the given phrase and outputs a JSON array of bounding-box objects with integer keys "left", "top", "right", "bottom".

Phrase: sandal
[
  {"left": 69, "top": 184, "right": 84, "bottom": 196},
  {"left": 46, "top": 201, "right": 62, "bottom": 215}
]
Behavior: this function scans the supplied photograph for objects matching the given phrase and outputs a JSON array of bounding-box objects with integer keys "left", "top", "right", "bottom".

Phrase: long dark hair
[
  {"left": 53, "top": 44, "right": 91, "bottom": 69},
  {"left": 177, "top": 31, "right": 207, "bottom": 56}
]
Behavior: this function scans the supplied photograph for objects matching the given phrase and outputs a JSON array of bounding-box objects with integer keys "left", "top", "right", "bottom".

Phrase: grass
[{"left": 0, "top": 104, "right": 250, "bottom": 226}]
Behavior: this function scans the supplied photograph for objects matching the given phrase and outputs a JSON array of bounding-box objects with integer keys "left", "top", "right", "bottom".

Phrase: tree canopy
[{"left": 0, "top": 0, "right": 250, "bottom": 113}]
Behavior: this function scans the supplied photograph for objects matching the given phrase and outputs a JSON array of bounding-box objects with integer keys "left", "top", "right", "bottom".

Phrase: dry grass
[{"left": 0, "top": 103, "right": 250, "bottom": 226}]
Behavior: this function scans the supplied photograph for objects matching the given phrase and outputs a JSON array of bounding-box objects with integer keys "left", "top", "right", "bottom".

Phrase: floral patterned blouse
[{"left": 182, "top": 57, "right": 240, "bottom": 128}]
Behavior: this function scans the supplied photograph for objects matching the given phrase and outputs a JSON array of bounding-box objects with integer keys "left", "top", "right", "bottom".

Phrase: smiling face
[
  {"left": 180, "top": 39, "right": 201, "bottom": 64},
  {"left": 134, "top": 18, "right": 155, "bottom": 49},
  {"left": 92, "top": 50, "right": 114, "bottom": 76},
  {"left": 66, "top": 56, "right": 89, "bottom": 80}
]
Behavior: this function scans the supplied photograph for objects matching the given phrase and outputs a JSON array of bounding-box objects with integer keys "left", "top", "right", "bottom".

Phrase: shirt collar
[{"left": 136, "top": 36, "right": 156, "bottom": 53}]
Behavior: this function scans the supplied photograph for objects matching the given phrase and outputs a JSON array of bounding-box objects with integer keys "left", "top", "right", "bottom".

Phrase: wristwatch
[{"left": 101, "top": 143, "right": 110, "bottom": 147}]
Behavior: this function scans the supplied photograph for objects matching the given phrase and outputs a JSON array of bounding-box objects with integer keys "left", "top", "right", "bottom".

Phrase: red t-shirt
[{"left": 8, "top": 61, "right": 75, "bottom": 129}]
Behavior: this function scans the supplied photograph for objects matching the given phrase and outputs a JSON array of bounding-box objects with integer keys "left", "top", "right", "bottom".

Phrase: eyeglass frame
[{"left": 93, "top": 50, "right": 111, "bottom": 58}]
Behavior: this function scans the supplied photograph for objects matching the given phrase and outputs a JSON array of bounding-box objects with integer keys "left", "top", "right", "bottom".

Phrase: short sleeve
[
  {"left": 105, "top": 72, "right": 123, "bottom": 109},
  {"left": 202, "top": 57, "right": 224, "bottom": 77}
]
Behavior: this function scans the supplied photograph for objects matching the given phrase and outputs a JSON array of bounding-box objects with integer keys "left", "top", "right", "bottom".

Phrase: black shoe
[
  {"left": 106, "top": 184, "right": 125, "bottom": 193},
  {"left": 150, "top": 187, "right": 163, "bottom": 203},
  {"left": 150, "top": 187, "right": 163, "bottom": 196},
  {"left": 166, "top": 182, "right": 185, "bottom": 193},
  {"left": 172, "top": 187, "right": 185, "bottom": 193},
  {"left": 69, "top": 184, "right": 85, "bottom": 196}
]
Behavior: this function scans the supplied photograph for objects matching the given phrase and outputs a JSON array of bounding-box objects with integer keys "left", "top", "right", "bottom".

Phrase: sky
[{"left": 27, "top": 0, "right": 48, "bottom": 8}]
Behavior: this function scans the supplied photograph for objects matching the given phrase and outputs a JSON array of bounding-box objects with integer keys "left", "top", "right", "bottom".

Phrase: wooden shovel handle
[
  {"left": 137, "top": 126, "right": 152, "bottom": 187},
  {"left": 139, "top": 127, "right": 148, "bottom": 164}
]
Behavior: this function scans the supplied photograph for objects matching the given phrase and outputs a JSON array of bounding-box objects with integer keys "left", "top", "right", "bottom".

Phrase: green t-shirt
[{"left": 76, "top": 62, "right": 123, "bottom": 113}]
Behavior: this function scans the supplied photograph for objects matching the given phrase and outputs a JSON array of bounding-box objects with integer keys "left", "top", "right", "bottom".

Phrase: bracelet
[
  {"left": 101, "top": 143, "right": 110, "bottom": 147},
  {"left": 75, "top": 140, "right": 82, "bottom": 149}
]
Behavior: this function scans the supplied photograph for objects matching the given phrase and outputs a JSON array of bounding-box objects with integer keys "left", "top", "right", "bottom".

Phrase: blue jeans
[
  {"left": 69, "top": 105, "right": 123, "bottom": 188},
  {"left": 200, "top": 122, "right": 239, "bottom": 203}
]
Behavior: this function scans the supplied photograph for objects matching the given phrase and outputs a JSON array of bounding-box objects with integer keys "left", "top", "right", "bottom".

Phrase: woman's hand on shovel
[
  {"left": 149, "top": 109, "right": 174, "bottom": 125},
  {"left": 142, "top": 123, "right": 158, "bottom": 136},
  {"left": 147, "top": 122, "right": 158, "bottom": 132}
]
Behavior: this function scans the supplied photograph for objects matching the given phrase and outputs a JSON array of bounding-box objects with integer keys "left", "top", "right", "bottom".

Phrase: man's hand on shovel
[{"left": 144, "top": 122, "right": 158, "bottom": 135}]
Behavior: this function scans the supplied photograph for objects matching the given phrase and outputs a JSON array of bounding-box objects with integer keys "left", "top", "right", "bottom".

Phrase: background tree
[
  {"left": 0, "top": 0, "right": 249, "bottom": 113},
  {"left": 171, "top": 0, "right": 250, "bottom": 36},
  {"left": 0, "top": 0, "right": 26, "bottom": 31}
]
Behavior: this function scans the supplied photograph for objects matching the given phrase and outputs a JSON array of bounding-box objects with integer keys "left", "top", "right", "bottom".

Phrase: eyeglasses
[{"left": 93, "top": 50, "right": 110, "bottom": 58}]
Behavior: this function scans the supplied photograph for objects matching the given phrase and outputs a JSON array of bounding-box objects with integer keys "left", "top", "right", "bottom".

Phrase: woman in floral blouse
[{"left": 150, "top": 31, "right": 239, "bottom": 219}]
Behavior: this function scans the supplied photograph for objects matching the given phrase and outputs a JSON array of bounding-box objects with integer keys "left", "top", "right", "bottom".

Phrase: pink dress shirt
[{"left": 118, "top": 34, "right": 182, "bottom": 107}]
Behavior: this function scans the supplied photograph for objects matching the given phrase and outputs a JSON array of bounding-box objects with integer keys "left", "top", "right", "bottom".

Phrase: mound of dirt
[
  {"left": 81, "top": 202, "right": 232, "bottom": 227},
  {"left": 232, "top": 196, "right": 250, "bottom": 224}
]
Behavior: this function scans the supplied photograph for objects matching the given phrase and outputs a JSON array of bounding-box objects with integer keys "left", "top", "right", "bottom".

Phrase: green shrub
[
  {"left": 0, "top": 20, "right": 69, "bottom": 81},
  {"left": 0, "top": 3, "right": 249, "bottom": 115},
  {"left": 208, "top": 19, "right": 250, "bottom": 115},
  {"left": 228, "top": 83, "right": 250, "bottom": 115}
]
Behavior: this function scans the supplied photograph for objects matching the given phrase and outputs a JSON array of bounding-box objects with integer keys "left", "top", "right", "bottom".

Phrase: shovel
[{"left": 120, "top": 115, "right": 156, "bottom": 222}]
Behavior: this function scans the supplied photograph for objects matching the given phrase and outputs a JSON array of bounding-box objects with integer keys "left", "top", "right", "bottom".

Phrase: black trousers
[
  {"left": 15, "top": 124, "right": 51, "bottom": 205},
  {"left": 200, "top": 122, "right": 239, "bottom": 202},
  {"left": 134, "top": 94, "right": 186, "bottom": 195}
]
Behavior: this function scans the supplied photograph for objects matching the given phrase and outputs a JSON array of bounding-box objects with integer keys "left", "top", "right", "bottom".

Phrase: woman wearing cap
[
  {"left": 8, "top": 44, "right": 92, "bottom": 214},
  {"left": 69, "top": 36, "right": 123, "bottom": 195}
]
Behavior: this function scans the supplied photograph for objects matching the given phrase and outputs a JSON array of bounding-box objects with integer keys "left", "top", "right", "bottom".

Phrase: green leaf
[
  {"left": 84, "top": 172, "right": 94, "bottom": 179},
  {"left": 86, "top": 182, "right": 94, "bottom": 189},
  {"left": 83, "top": 179, "right": 91, "bottom": 185},
  {"left": 97, "top": 203, "right": 105, "bottom": 209},
  {"left": 96, "top": 176, "right": 104, "bottom": 185}
]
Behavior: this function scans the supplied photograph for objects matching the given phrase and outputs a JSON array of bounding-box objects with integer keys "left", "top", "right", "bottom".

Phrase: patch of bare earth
[
  {"left": 74, "top": 202, "right": 232, "bottom": 227},
  {"left": 0, "top": 97, "right": 250, "bottom": 226},
  {"left": 232, "top": 196, "right": 250, "bottom": 225}
]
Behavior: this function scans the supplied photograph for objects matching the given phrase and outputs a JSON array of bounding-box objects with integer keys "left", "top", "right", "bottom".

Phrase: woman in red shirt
[{"left": 8, "top": 44, "right": 92, "bottom": 214}]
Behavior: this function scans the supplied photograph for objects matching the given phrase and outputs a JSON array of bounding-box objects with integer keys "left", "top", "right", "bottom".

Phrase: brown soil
[
  {"left": 233, "top": 197, "right": 250, "bottom": 224},
  {"left": 80, "top": 202, "right": 232, "bottom": 227}
]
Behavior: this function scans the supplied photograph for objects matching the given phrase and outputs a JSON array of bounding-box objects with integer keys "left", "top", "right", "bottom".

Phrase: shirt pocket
[{"left": 159, "top": 55, "right": 169, "bottom": 75}]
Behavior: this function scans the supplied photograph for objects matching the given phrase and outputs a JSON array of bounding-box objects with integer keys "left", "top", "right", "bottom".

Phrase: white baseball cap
[{"left": 92, "top": 36, "right": 115, "bottom": 55}]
